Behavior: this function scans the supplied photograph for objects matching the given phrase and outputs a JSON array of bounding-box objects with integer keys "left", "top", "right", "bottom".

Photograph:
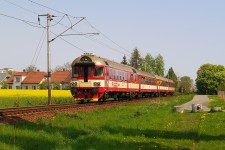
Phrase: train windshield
[
  {"left": 72, "top": 66, "right": 92, "bottom": 77},
  {"left": 94, "top": 67, "right": 104, "bottom": 76},
  {"left": 73, "top": 66, "right": 79, "bottom": 77}
]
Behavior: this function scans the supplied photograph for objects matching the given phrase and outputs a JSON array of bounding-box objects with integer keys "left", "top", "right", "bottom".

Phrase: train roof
[
  {"left": 135, "top": 69, "right": 155, "bottom": 78},
  {"left": 155, "top": 75, "right": 174, "bottom": 83},
  {"left": 72, "top": 53, "right": 174, "bottom": 83},
  {"left": 72, "top": 53, "right": 135, "bottom": 73}
]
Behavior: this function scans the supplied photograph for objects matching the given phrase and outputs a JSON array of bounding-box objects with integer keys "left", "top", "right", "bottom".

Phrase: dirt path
[{"left": 179, "top": 95, "right": 211, "bottom": 112}]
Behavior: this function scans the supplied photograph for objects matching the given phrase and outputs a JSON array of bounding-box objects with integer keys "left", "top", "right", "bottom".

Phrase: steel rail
[{"left": 0, "top": 97, "right": 163, "bottom": 117}]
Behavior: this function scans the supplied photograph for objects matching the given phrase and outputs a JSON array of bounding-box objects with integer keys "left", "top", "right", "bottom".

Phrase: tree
[
  {"left": 216, "top": 71, "right": 225, "bottom": 91},
  {"left": 196, "top": 64, "right": 225, "bottom": 94},
  {"left": 53, "top": 82, "right": 61, "bottom": 90},
  {"left": 39, "top": 81, "right": 48, "bottom": 89},
  {"left": 7, "top": 70, "right": 14, "bottom": 75},
  {"left": 53, "top": 62, "right": 71, "bottom": 72},
  {"left": 154, "top": 54, "right": 164, "bottom": 76},
  {"left": 129, "top": 48, "right": 142, "bottom": 69},
  {"left": 121, "top": 55, "right": 128, "bottom": 65},
  {"left": 25, "top": 65, "right": 37, "bottom": 72},
  {"left": 141, "top": 53, "right": 155, "bottom": 73},
  {"left": 166, "top": 67, "right": 178, "bottom": 89},
  {"left": 1, "top": 81, "right": 8, "bottom": 89},
  {"left": 179, "top": 76, "right": 193, "bottom": 94}
]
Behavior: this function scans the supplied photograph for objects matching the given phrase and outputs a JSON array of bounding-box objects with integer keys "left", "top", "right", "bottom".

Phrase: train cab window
[
  {"left": 80, "top": 67, "right": 84, "bottom": 76},
  {"left": 88, "top": 67, "right": 92, "bottom": 76},
  {"left": 73, "top": 66, "right": 79, "bottom": 77},
  {"left": 94, "top": 67, "right": 104, "bottom": 76}
]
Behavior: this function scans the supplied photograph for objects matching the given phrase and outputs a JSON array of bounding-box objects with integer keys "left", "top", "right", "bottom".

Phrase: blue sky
[{"left": 1, "top": 0, "right": 225, "bottom": 80}]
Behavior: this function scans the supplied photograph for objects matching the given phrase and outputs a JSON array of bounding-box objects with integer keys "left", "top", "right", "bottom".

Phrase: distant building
[
  {"left": 21, "top": 71, "right": 47, "bottom": 89},
  {"left": 7, "top": 71, "right": 29, "bottom": 89},
  {"left": 6, "top": 70, "right": 71, "bottom": 90},
  {"left": 51, "top": 70, "right": 71, "bottom": 90},
  {"left": 0, "top": 68, "right": 13, "bottom": 73}
]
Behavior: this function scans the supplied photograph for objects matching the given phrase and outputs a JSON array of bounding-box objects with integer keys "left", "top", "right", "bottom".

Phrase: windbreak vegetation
[{"left": 196, "top": 64, "right": 225, "bottom": 94}]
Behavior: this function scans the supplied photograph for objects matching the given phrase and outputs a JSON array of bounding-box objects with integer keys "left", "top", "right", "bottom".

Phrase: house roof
[
  {"left": 51, "top": 71, "right": 71, "bottom": 83},
  {"left": 7, "top": 72, "right": 29, "bottom": 84},
  {"left": 0, "top": 73, "right": 10, "bottom": 83},
  {"left": 7, "top": 71, "right": 71, "bottom": 85},
  {"left": 7, "top": 76, "right": 14, "bottom": 84},
  {"left": 14, "top": 72, "right": 29, "bottom": 76},
  {"left": 22, "top": 72, "right": 47, "bottom": 84}
]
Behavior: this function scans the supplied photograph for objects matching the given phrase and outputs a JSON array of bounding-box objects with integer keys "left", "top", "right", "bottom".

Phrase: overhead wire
[
  {"left": 34, "top": 32, "right": 46, "bottom": 66},
  {"left": 25, "top": 0, "right": 131, "bottom": 57},
  {"left": 50, "top": 17, "right": 85, "bottom": 42},
  {"left": 84, "top": 19, "right": 132, "bottom": 55},
  {"left": 51, "top": 31, "right": 87, "bottom": 53},
  {"left": 1, "top": 0, "right": 65, "bottom": 28},
  {"left": 2, "top": 0, "right": 131, "bottom": 58},
  {"left": 51, "top": 19, "right": 130, "bottom": 57},
  {"left": 0, "top": 13, "right": 43, "bottom": 28},
  {"left": 2, "top": 0, "right": 37, "bottom": 15},
  {"left": 30, "top": 28, "right": 46, "bottom": 66},
  {"left": 1, "top": 0, "right": 87, "bottom": 68},
  {"left": 27, "top": 0, "right": 84, "bottom": 19},
  {"left": 36, "top": 22, "right": 87, "bottom": 54}
]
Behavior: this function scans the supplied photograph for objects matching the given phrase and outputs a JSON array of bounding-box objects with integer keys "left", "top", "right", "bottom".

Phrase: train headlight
[
  {"left": 71, "top": 81, "right": 78, "bottom": 86},
  {"left": 93, "top": 82, "right": 101, "bottom": 86}
]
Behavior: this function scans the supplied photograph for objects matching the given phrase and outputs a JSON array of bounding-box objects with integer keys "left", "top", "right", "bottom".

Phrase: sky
[{"left": 1, "top": 0, "right": 225, "bottom": 80}]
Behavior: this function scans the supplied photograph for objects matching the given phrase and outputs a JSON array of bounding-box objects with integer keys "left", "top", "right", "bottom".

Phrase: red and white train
[{"left": 70, "top": 53, "right": 175, "bottom": 103}]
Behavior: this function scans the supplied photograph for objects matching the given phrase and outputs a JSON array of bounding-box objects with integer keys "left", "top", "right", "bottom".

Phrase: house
[
  {"left": 7, "top": 71, "right": 28, "bottom": 89},
  {"left": 7, "top": 71, "right": 47, "bottom": 89},
  {"left": 51, "top": 70, "right": 71, "bottom": 90},
  {"left": 6, "top": 70, "right": 71, "bottom": 90},
  {"left": 0, "top": 73, "right": 10, "bottom": 89},
  {"left": 21, "top": 71, "right": 47, "bottom": 89}
]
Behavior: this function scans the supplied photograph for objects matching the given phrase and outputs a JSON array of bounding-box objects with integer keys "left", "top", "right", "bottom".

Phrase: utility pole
[
  {"left": 47, "top": 14, "right": 51, "bottom": 105},
  {"left": 38, "top": 14, "right": 53, "bottom": 105}
]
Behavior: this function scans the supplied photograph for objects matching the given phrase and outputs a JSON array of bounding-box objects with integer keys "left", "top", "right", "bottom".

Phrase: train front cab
[{"left": 70, "top": 63, "right": 105, "bottom": 103}]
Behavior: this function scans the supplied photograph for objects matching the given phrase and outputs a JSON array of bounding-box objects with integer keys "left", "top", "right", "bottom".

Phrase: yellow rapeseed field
[
  {"left": 0, "top": 89, "right": 71, "bottom": 98},
  {"left": 0, "top": 89, "right": 74, "bottom": 108}
]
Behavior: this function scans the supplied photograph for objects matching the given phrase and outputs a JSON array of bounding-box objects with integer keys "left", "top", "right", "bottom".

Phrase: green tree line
[{"left": 196, "top": 64, "right": 225, "bottom": 94}]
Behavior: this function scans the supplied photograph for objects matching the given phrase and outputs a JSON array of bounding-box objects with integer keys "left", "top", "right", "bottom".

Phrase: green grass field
[
  {"left": 0, "top": 94, "right": 225, "bottom": 149},
  {"left": 208, "top": 95, "right": 225, "bottom": 110}
]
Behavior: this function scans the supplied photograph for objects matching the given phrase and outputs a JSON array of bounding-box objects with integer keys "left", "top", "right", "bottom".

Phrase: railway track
[
  {"left": 0, "top": 97, "right": 162, "bottom": 122},
  {"left": 0, "top": 103, "right": 94, "bottom": 117}
]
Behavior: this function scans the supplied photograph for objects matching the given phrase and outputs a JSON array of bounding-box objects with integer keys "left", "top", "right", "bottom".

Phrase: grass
[
  {"left": 0, "top": 90, "right": 75, "bottom": 108},
  {"left": 208, "top": 95, "right": 225, "bottom": 110},
  {"left": 1, "top": 94, "right": 225, "bottom": 149}
]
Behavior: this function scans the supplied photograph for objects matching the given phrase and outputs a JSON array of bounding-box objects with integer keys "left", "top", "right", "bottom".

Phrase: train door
[
  {"left": 83, "top": 66, "right": 92, "bottom": 82},
  {"left": 104, "top": 67, "right": 109, "bottom": 88},
  {"left": 83, "top": 66, "right": 88, "bottom": 82}
]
